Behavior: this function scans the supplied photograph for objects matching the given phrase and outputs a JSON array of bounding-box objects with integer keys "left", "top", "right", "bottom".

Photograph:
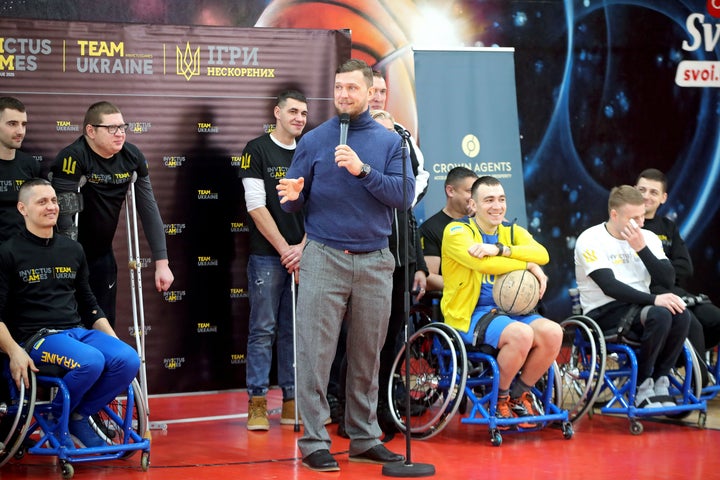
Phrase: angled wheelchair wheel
[
  {"left": 665, "top": 339, "right": 703, "bottom": 421},
  {"left": 0, "top": 369, "right": 36, "bottom": 468},
  {"left": 557, "top": 315, "right": 606, "bottom": 423},
  {"left": 90, "top": 378, "right": 148, "bottom": 459},
  {"left": 388, "top": 323, "right": 467, "bottom": 439}
]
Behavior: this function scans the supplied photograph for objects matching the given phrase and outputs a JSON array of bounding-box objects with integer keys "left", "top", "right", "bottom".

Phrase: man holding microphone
[{"left": 277, "top": 59, "right": 413, "bottom": 472}]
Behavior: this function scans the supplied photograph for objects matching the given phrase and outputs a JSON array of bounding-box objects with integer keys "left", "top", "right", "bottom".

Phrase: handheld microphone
[{"left": 339, "top": 113, "right": 350, "bottom": 145}]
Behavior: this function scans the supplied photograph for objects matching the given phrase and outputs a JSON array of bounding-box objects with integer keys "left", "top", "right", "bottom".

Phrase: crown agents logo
[
  {"left": 461, "top": 134, "right": 480, "bottom": 158},
  {"left": 177, "top": 42, "right": 200, "bottom": 81}
]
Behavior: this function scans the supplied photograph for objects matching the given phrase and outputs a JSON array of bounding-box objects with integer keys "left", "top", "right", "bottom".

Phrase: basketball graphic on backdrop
[
  {"left": 255, "top": 0, "right": 422, "bottom": 137},
  {"left": 493, "top": 270, "right": 540, "bottom": 315}
]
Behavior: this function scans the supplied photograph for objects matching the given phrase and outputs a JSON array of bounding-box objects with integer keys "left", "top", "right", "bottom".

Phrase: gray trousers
[{"left": 296, "top": 240, "right": 394, "bottom": 457}]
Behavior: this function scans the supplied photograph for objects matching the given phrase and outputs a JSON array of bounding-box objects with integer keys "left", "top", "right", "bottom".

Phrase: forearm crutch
[
  {"left": 124, "top": 172, "right": 155, "bottom": 433},
  {"left": 291, "top": 270, "right": 300, "bottom": 432}
]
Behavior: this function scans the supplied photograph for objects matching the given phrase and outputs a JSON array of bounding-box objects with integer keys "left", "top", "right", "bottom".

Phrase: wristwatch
[
  {"left": 356, "top": 163, "right": 371, "bottom": 179},
  {"left": 495, "top": 242, "right": 506, "bottom": 256}
]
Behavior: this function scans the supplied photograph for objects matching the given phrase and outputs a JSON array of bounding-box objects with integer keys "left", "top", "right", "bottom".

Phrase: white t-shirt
[{"left": 574, "top": 223, "right": 667, "bottom": 314}]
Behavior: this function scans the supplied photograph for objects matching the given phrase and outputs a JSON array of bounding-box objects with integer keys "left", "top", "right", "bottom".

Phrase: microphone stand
[{"left": 383, "top": 129, "right": 435, "bottom": 478}]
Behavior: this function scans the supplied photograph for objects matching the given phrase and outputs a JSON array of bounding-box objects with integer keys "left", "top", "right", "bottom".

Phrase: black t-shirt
[
  {"left": 0, "top": 151, "right": 40, "bottom": 244},
  {"left": 643, "top": 215, "right": 693, "bottom": 293},
  {"left": 0, "top": 229, "right": 104, "bottom": 343},
  {"left": 51, "top": 136, "right": 166, "bottom": 261},
  {"left": 419, "top": 209, "right": 454, "bottom": 272},
  {"left": 237, "top": 134, "right": 304, "bottom": 256}
]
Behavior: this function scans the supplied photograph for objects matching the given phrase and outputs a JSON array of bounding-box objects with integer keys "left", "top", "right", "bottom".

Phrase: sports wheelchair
[
  {"left": 557, "top": 314, "right": 707, "bottom": 434},
  {"left": 0, "top": 357, "right": 150, "bottom": 479},
  {"left": 386, "top": 305, "right": 574, "bottom": 446}
]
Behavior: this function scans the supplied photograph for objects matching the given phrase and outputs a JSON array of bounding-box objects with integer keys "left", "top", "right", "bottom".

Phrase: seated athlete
[
  {"left": 441, "top": 175, "right": 562, "bottom": 427},
  {"left": 0, "top": 178, "right": 140, "bottom": 447}
]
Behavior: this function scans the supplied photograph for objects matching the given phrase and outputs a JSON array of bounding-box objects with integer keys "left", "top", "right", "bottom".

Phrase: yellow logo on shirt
[
  {"left": 61, "top": 156, "right": 77, "bottom": 175},
  {"left": 582, "top": 249, "right": 598, "bottom": 263}
]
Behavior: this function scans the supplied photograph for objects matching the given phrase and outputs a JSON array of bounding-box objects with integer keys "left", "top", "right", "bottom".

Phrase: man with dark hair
[
  {"left": 575, "top": 185, "right": 691, "bottom": 408},
  {"left": 239, "top": 89, "right": 308, "bottom": 431},
  {"left": 0, "top": 96, "right": 40, "bottom": 244},
  {"left": 51, "top": 101, "right": 173, "bottom": 327},
  {"left": 442, "top": 175, "right": 560, "bottom": 426},
  {"left": 0, "top": 178, "right": 140, "bottom": 448},
  {"left": 420, "top": 166, "right": 478, "bottom": 291},
  {"left": 636, "top": 168, "right": 720, "bottom": 366},
  {"left": 278, "top": 58, "right": 410, "bottom": 472}
]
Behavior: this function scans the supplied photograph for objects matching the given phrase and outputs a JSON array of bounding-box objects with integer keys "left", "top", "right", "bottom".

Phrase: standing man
[
  {"left": 442, "top": 176, "right": 561, "bottom": 426},
  {"left": 0, "top": 97, "right": 40, "bottom": 244},
  {"left": 420, "top": 166, "right": 478, "bottom": 291},
  {"left": 575, "top": 185, "right": 690, "bottom": 408},
  {"left": 238, "top": 90, "right": 308, "bottom": 431},
  {"left": 51, "top": 101, "right": 174, "bottom": 327},
  {"left": 277, "top": 59, "right": 411, "bottom": 472},
  {"left": 369, "top": 70, "right": 429, "bottom": 205},
  {"left": 636, "top": 168, "right": 720, "bottom": 364}
]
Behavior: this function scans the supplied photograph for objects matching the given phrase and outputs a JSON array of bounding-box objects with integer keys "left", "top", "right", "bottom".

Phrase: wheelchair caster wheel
[
  {"left": 629, "top": 421, "right": 643, "bottom": 435},
  {"left": 489, "top": 429, "right": 502, "bottom": 447},
  {"left": 13, "top": 446, "right": 25, "bottom": 460},
  {"left": 141, "top": 451, "right": 150, "bottom": 471},
  {"left": 561, "top": 421, "right": 574, "bottom": 439},
  {"left": 61, "top": 461, "right": 74, "bottom": 479}
]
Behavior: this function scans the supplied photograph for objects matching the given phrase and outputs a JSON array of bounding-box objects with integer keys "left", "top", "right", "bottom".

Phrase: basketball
[{"left": 492, "top": 270, "right": 540, "bottom": 315}]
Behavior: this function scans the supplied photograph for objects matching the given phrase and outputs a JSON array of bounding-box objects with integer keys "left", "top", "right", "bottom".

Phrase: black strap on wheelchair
[
  {"left": 614, "top": 304, "right": 641, "bottom": 343},
  {"left": 22, "top": 328, "right": 62, "bottom": 353},
  {"left": 22, "top": 327, "right": 71, "bottom": 377},
  {"left": 470, "top": 308, "right": 501, "bottom": 356}
]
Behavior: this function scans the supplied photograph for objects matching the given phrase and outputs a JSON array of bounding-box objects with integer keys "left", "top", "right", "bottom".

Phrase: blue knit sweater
[{"left": 282, "top": 109, "right": 414, "bottom": 252}]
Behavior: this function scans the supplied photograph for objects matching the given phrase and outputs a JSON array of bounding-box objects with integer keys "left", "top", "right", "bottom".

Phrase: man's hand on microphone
[{"left": 335, "top": 145, "right": 362, "bottom": 176}]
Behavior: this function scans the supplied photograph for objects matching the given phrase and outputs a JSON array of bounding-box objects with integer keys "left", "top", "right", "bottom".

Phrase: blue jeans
[{"left": 246, "top": 254, "right": 295, "bottom": 400}]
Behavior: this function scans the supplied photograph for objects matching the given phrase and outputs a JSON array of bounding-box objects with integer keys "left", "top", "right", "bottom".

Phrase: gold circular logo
[{"left": 462, "top": 134, "right": 480, "bottom": 158}]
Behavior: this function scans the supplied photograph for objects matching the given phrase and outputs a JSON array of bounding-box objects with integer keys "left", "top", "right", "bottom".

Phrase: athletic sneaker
[
  {"left": 496, "top": 395, "right": 534, "bottom": 429},
  {"left": 509, "top": 392, "right": 542, "bottom": 428},
  {"left": 653, "top": 376, "right": 676, "bottom": 407},
  {"left": 635, "top": 377, "right": 662, "bottom": 408},
  {"left": 68, "top": 415, "right": 106, "bottom": 448}
]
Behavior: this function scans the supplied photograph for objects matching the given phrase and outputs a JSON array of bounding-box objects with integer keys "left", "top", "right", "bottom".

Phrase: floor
[{"left": 1, "top": 388, "right": 718, "bottom": 480}]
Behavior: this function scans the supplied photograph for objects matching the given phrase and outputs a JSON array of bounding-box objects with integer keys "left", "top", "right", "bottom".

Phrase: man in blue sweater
[{"left": 277, "top": 58, "right": 413, "bottom": 472}]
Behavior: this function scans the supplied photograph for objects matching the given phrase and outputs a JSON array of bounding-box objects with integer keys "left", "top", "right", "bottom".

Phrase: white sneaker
[
  {"left": 653, "top": 376, "right": 676, "bottom": 407},
  {"left": 635, "top": 377, "right": 662, "bottom": 408}
]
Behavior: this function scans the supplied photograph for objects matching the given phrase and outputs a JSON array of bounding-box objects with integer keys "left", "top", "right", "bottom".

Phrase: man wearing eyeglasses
[{"left": 50, "top": 101, "right": 173, "bottom": 328}]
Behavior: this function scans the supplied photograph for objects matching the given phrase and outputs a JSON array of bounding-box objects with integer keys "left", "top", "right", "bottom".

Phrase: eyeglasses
[{"left": 92, "top": 123, "right": 129, "bottom": 134}]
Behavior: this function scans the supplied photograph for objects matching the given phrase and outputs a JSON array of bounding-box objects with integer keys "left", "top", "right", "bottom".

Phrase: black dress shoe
[
  {"left": 302, "top": 449, "right": 340, "bottom": 472},
  {"left": 349, "top": 444, "right": 405, "bottom": 464}
]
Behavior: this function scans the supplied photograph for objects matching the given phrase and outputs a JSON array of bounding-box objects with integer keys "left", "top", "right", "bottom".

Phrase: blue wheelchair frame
[
  {"left": 1, "top": 363, "right": 150, "bottom": 479},
  {"left": 387, "top": 309, "right": 573, "bottom": 446},
  {"left": 559, "top": 314, "right": 706, "bottom": 434}
]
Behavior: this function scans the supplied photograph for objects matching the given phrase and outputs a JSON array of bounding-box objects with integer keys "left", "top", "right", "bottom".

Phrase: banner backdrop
[
  {"left": 413, "top": 48, "right": 528, "bottom": 227},
  {"left": 0, "top": 19, "right": 351, "bottom": 393}
]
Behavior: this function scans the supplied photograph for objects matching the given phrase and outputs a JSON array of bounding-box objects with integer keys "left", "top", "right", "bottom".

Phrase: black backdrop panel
[{"left": 0, "top": 19, "right": 351, "bottom": 393}]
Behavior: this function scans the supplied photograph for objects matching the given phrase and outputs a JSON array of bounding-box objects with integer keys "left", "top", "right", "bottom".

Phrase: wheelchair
[
  {"left": 557, "top": 314, "right": 707, "bottom": 434},
  {"left": 386, "top": 305, "right": 574, "bottom": 446},
  {"left": 0, "top": 357, "right": 150, "bottom": 479}
]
